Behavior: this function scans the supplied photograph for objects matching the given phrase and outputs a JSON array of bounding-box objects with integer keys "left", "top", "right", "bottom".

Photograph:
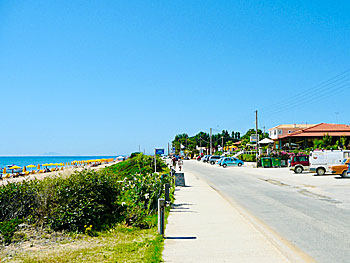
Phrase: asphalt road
[{"left": 184, "top": 160, "right": 350, "bottom": 263}]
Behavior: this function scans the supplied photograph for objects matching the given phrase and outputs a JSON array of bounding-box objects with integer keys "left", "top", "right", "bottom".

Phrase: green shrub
[
  {"left": 0, "top": 218, "right": 22, "bottom": 245},
  {"left": 239, "top": 154, "right": 256, "bottom": 162},
  {"left": 105, "top": 154, "right": 172, "bottom": 227},
  {"left": 0, "top": 153, "right": 173, "bottom": 239},
  {"left": 48, "top": 169, "right": 122, "bottom": 232},
  {"left": 0, "top": 180, "right": 40, "bottom": 221}
]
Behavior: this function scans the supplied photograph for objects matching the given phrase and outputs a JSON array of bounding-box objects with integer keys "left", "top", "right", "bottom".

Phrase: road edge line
[{"left": 191, "top": 171, "right": 315, "bottom": 263}]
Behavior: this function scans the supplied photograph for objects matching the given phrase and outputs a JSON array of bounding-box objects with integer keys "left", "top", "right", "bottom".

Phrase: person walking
[
  {"left": 178, "top": 159, "right": 183, "bottom": 171},
  {"left": 172, "top": 157, "right": 177, "bottom": 169}
]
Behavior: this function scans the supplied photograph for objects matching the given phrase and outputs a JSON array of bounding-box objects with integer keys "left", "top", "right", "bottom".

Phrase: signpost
[
  {"left": 155, "top": 149, "right": 165, "bottom": 155},
  {"left": 250, "top": 134, "right": 259, "bottom": 143},
  {"left": 154, "top": 148, "right": 165, "bottom": 173}
]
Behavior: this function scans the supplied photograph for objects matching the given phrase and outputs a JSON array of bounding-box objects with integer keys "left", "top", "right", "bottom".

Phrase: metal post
[
  {"left": 165, "top": 183, "right": 170, "bottom": 201},
  {"left": 210, "top": 128, "right": 212, "bottom": 155},
  {"left": 255, "top": 110, "right": 259, "bottom": 168},
  {"left": 154, "top": 148, "right": 157, "bottom": 173},
  {"left": 158, "top": 198, "right": 165, "bottom": 235}
]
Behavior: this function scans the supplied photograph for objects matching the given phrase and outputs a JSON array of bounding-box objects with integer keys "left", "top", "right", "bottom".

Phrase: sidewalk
[{"left": 163, "top": 170, "right": 293, "bottom": 263}]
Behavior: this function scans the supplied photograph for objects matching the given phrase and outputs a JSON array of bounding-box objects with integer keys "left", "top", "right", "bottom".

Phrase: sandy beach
[{"left": 0, "top": 161, "right": 118, "bottom": 186}]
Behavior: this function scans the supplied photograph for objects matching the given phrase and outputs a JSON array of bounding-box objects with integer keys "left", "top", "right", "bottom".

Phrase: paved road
[{"left": 184, "top": 160, "right": 350, "bottom": 263}]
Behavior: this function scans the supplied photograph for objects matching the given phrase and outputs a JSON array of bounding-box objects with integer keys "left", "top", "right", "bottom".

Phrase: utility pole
[
  {"left": 255, "top": 110, "right": 259, "bottom": 168},
  {"left": 210, "top": 128, "right": 213, "bottom": 155},
  {"left": 154, "top": 148, "right": 157, "bottom": 173},
  {"left": 168, "top": 143, "right": 170, "bottom": 156},
  {"left": 221, "top": 136, "right": 224, "bottom": 153},
  {"left": 263, "top": 126, "right": 266, "bottom": 138},
  {"left": 200, "top": 137, "right": 202, "bottom": 156}
]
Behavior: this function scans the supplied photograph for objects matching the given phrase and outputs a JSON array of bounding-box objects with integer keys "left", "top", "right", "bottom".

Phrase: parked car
[
  {"left": 289, "top": 155, "right": 309, "bottom": 174},
  {"left": 216, "top": 157, "right": 225, "bottom": 166},
  {"left": 330, "top": 158, "right": 350, "bottom": 177},
  {"left": 202, "top": 155, "right": 211, "bottom": 163},
  {"left": 221, "top": 157, "right": 244, "bottom": 168},
  {"left": 209, "top": 155, "right": 221, "bottom": 165},
  {"left": 310, "top": 150, "right": 350, "bottom": 175}
]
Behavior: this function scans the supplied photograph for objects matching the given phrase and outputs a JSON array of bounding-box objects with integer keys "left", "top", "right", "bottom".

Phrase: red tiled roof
[{"left": 279, "top": 123, "right": 350, "bottom": 139}]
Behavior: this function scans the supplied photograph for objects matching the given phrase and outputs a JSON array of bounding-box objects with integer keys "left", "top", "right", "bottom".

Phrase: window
[
  {"left": 278, "top": 130, "right": 282, "bottom": 135},
  {"left": 274, "top": 130, "right": 277, "bottom": 135},
  {"left": 288, "top": 130, "right": 293, "bottom": 134},
  {"left": 299, "top": 156, "right": 306, "bottom": 162}
]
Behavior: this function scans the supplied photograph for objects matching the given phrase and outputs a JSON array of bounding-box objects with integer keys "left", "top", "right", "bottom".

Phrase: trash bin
[
  {"left": 271, "top": 157, "right": 281, "bottom": 168},
  {"left": 261, "top": 157, "right": 272, "bottom": 168}
]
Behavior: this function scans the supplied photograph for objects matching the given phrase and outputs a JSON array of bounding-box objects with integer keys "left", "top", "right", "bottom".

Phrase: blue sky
[{"left": 1, "top": 1, "right": 349, "bottom": 155}]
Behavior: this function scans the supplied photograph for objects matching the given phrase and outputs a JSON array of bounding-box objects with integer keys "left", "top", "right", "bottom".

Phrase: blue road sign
[{"left": 155, "top": 149, "right": 165, "bottom": 155}]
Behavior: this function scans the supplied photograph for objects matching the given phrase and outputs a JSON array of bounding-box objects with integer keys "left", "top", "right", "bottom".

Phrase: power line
[
  {"left": 260, "top": 76, "right": 350, "bottom": 116},
  {"left": 259, "top": 69, "right": 350, "bottom": 114},
  {"left": 260, "top": 81, "right": 349, "bottom": 118}
]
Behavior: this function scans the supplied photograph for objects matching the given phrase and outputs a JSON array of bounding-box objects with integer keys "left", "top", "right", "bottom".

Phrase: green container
[
  {"left": 261, "top": 157, "right": 272, "bottom": 168},
  {"left": 271, "top": 157, "right": 281, "bottom": 168}
]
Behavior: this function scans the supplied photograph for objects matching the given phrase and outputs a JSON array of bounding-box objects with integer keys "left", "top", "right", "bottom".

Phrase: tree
[
  {"left": 340, "top": 136, "right": 347, "bottom": 149},
  {"left": 235, "top": 132, "right": 241, "bottom": 140},
  {"left": 321, "top": 133, "right": 332, "bottom": 147}
]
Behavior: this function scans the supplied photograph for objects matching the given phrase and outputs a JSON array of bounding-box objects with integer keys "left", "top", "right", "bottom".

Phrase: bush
[
  {"left": 48, "top": 169, "right": 122, "bottom": 232},
  {"left": 0, "top": 180, "right": 40, "bottom": 222},
  {"left": 0, "top": 218, "right": 22, "bottom": 245},
  {"left": 239, "top": 154, "right": 256, "bottom": 162},
  {"left": 105, "top": 154, "right": 172, "bottom": 227},
  {"left": 0, "top": 153, "right": 173, "bottom": 239}
]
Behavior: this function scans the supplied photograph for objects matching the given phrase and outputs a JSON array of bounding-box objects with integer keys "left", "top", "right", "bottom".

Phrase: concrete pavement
[{"left": 163, "top": 168, "right": 311, "bottom": 262}]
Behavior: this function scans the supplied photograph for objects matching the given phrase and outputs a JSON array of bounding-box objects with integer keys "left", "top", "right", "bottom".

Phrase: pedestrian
[
  {"left": 172, "top": 157, "right": 177, "bottom": 169},
  {"left": 178, "top": 159, "right": 183, "bottom": 171}
]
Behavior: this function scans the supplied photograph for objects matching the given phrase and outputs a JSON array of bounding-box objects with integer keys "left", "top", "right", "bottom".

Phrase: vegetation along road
[{"left": 184, "top": 160, "right": 350, "bottom": 263}]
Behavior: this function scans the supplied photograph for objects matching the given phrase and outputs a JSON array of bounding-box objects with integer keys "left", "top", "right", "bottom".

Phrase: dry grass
[{"left": 6, "top": 225, "right": 163, "bottom": 263}]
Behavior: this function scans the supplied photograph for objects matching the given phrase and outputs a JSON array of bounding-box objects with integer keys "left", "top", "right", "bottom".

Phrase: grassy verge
[{"left": 11, "top": 224, "right": 162, "bottom": 263}]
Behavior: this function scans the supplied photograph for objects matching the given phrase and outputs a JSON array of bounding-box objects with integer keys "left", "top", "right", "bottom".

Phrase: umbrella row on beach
[{"left": 1, "top": 158, "right": 115, "bottom": 178}]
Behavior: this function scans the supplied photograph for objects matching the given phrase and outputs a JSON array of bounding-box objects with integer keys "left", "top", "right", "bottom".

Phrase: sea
[{"left": 0, "top": 156, "right": 118, "bottom": 169}]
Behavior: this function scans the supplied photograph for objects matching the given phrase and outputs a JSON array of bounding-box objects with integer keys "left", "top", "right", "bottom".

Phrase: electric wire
[
  {"left": 259, "top": 69, "right": 350, "bottom": 114},
  {"left": 260, "top": 76, "right": 350, "bottom": 116}
]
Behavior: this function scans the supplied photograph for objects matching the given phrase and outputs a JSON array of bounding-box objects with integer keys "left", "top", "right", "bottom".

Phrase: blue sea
[{"left": 0, "top": 156, "right": 118, "bottom": 169}]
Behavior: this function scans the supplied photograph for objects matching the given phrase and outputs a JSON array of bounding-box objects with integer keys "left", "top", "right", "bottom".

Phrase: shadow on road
[{"left": 165, "top": 236, "right": 197, "bottom": 240}]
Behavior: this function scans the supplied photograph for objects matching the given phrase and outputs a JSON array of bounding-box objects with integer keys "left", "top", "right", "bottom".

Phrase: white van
[{"left": 309, "top": 150, "right": 350, "bottom": 175}]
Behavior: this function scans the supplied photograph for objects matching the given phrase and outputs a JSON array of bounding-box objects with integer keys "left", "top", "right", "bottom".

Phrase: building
[
  {"left": 268, "top": 124, "right": 316, "bottom": 140},
  {"left": 275, "top": 123, "right": 350, "bottom": 150}
]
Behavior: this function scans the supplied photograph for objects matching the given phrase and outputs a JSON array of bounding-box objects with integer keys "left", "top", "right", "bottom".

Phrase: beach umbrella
[
  {"left": 9, "top": 165, "right": 21, "bottom": 169},
  {"left": 23, "top": 166, "right": 26, "bottom": 172},
  {"left": 27, "top": 164, "right": 36, "bottom": 172},
  {"left": 59, "top": 163, "right": 64, "bottom": 166},
  {"left": 37, "top": 164, "right": 41, "bottom": 170},
  {"left": 3, "top": 168, "right": 6, "bottom": 174},
  {"left": 9, "top": 165, "right": 21, "bottom": 174}
]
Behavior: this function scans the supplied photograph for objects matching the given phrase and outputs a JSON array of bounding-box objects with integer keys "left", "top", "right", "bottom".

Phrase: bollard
[
  {"left": 158, "top": 198, "right": 165, "bottom": 235},
  {"left": 165, "top": 183, "right": 170, "bottom": 202}
]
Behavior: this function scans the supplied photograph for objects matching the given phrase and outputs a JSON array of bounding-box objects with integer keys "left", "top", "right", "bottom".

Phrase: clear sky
[{"left": 1, "top": 1, "right": 349, "bottom": 155}]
